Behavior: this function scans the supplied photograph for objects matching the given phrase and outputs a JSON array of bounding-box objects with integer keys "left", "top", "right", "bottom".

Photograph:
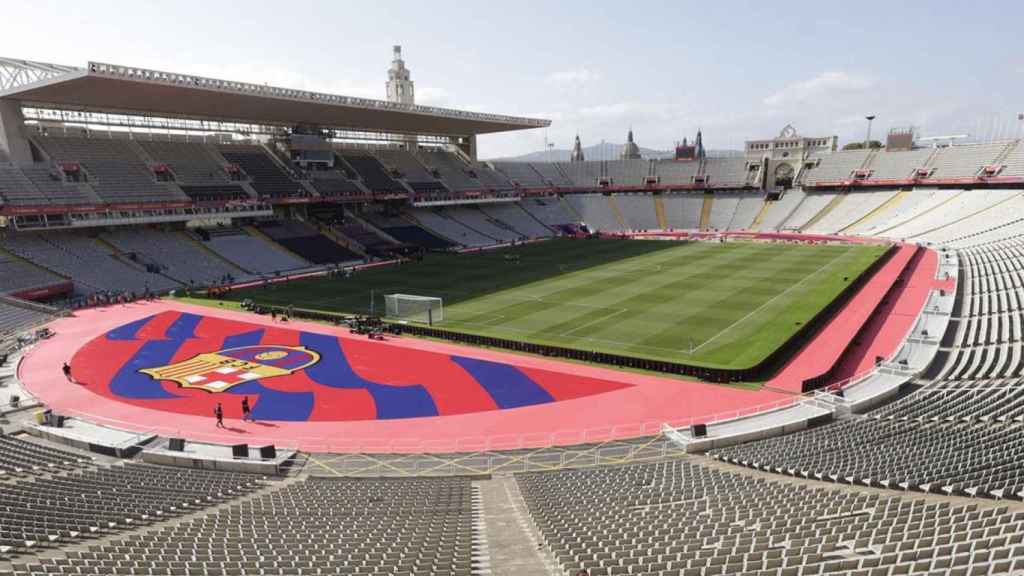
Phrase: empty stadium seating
[
  {"left": 0, "top": 462, "right": 262, "bottom": 556},
  {"left": 34, "top": 136, "right": 189, "bottom": 204},
  {"left": 0, "top": 434, "right": 91, "bottom": 478},
  {"left": 339, "top": 152, "right": 409, "bottom": 194},
  {"left": 255, "top": 220, "right": 361, "bottom": 265},
  {"left": 519, "top": 197, "right": 576, "bottom": 230},
  {"left": 416, "top": 149, "right": 482, "bottom": 192},
  {"left": 0, "top": 252, "right": 64, "bottom": 296},
  {"left": 101, "top": 228, "right": 240, "bottom": 286},
  {"left": 0, "top": 233, "right": 179, "bottom": 296},
  {"left": 492, "top": 161, "right": 548, "bottom": 188},
  {"left": 219, "top": 147, "right": 308, "bottom": 200},
  {"left": 519, "top": 458, "right": 1024, "bottom": 576},
  {"left": 375, "top": 149, "right": 448, "bottom": 195},
  {"left": 0, "top": 299, "right": 54, "bottom": 339},
  {"left": 409, "top": 208, "right": 499, "bottom": 246},
  {"left": 195, "top": 227, "right": 310, "bottom": 274},
  {"left": 14, "top": 476, "right": 475, "bottom": 576},
  {"left": 364, "top": 212, "right": 456, "bottom": 250}
]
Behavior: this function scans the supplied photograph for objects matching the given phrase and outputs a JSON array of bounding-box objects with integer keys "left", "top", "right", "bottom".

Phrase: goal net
[{"left": 384, "top": 294, "right": 444, "bottom": 324}]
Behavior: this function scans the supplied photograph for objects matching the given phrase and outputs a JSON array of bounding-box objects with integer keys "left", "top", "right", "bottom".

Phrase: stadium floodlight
[
  {"left": 385, "top": 294, "right": 444, "bottom": 325},
  {"left": 864, "top": 115, "right": 876, "bottom": 149}
]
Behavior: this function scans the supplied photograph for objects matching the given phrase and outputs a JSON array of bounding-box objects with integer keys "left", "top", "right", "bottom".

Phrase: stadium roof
[{"left": 0, "top": 58, "right": 550, "bottom": 136}]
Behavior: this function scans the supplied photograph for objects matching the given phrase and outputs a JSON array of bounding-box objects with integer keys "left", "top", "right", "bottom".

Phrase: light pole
[{"left": 864, "top": 115, "right": 876, "bottom": 149}]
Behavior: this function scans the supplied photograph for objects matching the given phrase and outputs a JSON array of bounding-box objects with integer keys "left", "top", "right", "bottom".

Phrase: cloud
[
  {"left": 578, "top": 102, "right": 636, "bottom": 119},
  {"left": 764, "top": 71, "right": 874, "bottom": 108},
  {"left": 544, "top": 68, "right": 603, "bottom": 85},
  {"left": 416, "top": 86, "right": 452, "bottom": 106}
]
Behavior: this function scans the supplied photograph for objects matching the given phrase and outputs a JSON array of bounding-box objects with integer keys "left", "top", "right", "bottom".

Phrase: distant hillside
[
  {"left": 490, "top": 142, "right": 742, "bottom": 162},
  {"left": 492, "top": 142, "right": 674, "bottom": 163}
]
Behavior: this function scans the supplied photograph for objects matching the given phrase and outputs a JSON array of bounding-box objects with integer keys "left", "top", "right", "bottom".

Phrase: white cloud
[
  {"left": 764, "top": 71, "right": 874, "bottom": 108},
  {"left": 578, "top": 102, "right": 636, "bottom": 119},
  {"left": 417, "top": 86, "right": 452, "bottom": 106},
  {"left": 544, "top": 68, "right": 603, "bottom": 85}
]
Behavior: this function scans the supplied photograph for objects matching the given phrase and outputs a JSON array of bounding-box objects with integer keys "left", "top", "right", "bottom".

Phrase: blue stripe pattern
[
  {"left": 299, "top": 332, "right": 438, "bottom": 419},
  {"left": 450, "top": 356, "right": 554, "bottom": 409}
]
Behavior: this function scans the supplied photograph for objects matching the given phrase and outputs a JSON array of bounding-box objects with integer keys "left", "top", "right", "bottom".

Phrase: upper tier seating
[
  {"left": 256, "top": 220, "right": 360, "bottom": 264},
  {"left": 492, "top": 161, "right": 548, "bottom": 188},
  {"left": 0, "top": 165, "right": 43, "bottom": 206},
  {"left": 1000, "top": 141, "right": 1024, "bottom": 178},
  {"left": 0, "top": 251, "right": 64, "bottom": 295},
  {"left": 136, "top": 140, "right": 231, "bottom": 185},
  {"left": 801, "top": 149, "right": 872, "bottom": 185},
  {"left": 469, "top": 161, "right": 513, "bottom": 190},
  {"left": 604, "top": 159, "right": 650, "bottom": 186},
  {"left": 415, "top": 150, "right": 482, "bottom": 192},
  {"left": 928, "top": 142, "right": 1006, "bottom": 179},
  {"left": 530, "top": 162, "right": 575, "bottom": 187},
  {"left": 219, "top": 147, "right": 308, "bottom": 199},
  {"left": 559, "top": 161, "right": 603, "bottom": 188},
  {"left": 519, "top": 459, "right": 1024, "bottom": 576},
  {"left": 865, "top": 148, "right": 935, "bottom": 180},
  {"left": 0, "top": 462, "right": 261, "bottom": 555},
  {"left": 307, "top": 168, "right": 365, "bottom": 198},
  {"left": 101, "top": 228, "right": 239, "bottom": 286},
  {"left": 702, "top": 157, "right": 751, "bottom": 187},
  {"left": 33, "top": 136, "right": 188, "bottom": 204},
  {"left": 17, "top": 476, "right": 476, "bottom": 576},
  {"left": 653, "top": 159, "right": 700, "bottom": 185},
  {"left": 374, "top": 149, "right": 448, "bottom": 195},
  {"left": 479, "top": 203, "right": 554, "bottom": 238},
  {"left": 0, "top": 233, "right": 179, "bottom": 296},
  {"left": 0, "top": 165, "right": 100, "bottom": 207},
  {"left": 196, "top": 227, "right": 309, "bottom": 273},
  {"left": 338, "top": 152, "right": 408, "bottom": 194},
  {"left": 18, "top": 166, "right": 101, "bottom": 205}
]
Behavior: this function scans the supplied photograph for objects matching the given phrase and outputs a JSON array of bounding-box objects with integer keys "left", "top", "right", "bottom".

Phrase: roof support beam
[{"left": 0, "top": 58, "right": 81, "bottom": 92}]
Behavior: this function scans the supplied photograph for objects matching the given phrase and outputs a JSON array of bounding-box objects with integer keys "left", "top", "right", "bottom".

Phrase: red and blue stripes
[{"left": 71, "top": 311, "right": 630, "bottom": 422}]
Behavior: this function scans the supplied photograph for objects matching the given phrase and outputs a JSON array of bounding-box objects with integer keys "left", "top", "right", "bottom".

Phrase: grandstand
[{"left": 6, "top": 52, "right": 1024, "bottom": 576}]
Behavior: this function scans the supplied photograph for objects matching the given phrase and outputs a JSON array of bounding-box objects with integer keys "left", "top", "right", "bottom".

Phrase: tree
[{"left": 842, "top": 140, "right": 884, "bottom": 151}]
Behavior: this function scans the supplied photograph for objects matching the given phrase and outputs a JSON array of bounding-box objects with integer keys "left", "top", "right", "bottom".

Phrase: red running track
[{"left": 18, "top": 245, "right": 937, "bottom": 453}]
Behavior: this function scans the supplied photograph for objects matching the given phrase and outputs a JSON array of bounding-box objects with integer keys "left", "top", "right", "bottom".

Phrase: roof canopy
[{"left": 0, "top": 58, "right": 549, "bottom": 136}]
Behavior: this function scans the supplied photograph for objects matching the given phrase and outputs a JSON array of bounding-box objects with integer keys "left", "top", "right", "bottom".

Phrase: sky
[{"left": 2, "top": 0, "right": 1023, "bottom": 158}]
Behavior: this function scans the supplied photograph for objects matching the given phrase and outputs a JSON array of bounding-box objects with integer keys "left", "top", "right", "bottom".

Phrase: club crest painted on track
[{"left": 139, "top": 345, "right": 321, "bottom": 393}]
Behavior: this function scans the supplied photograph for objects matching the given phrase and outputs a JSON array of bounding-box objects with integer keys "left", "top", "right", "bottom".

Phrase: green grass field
[{"left": 210, "top": 239, "right": 886, "bottom": 370}]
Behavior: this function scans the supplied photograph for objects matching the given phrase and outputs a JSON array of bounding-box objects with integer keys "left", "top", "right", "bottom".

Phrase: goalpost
[{"left": 384, "top": 294, "right": 444, "bottom": 325}]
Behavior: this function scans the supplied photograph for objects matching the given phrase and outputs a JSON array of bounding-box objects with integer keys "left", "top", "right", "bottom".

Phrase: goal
[{"left": 384, "top": 294, "right": 444, "bottom": 324}]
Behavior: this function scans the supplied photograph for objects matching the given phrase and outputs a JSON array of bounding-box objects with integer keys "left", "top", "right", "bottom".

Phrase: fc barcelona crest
[{"left": 140, "top": 345, "right": 320, "bottom": 393}]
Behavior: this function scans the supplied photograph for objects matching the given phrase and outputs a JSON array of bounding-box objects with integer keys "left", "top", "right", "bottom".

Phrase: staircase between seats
[{"left": 699, "top": 193, "right": 714, "bottom": 231}]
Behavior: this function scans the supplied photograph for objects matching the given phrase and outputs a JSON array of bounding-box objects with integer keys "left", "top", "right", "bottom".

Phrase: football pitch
[{"left": 215, "top": 239, "right": 886, "bottom": 370}]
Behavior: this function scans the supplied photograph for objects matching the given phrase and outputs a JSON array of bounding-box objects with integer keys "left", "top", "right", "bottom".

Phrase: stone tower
[
  {"left": 570, "top": 134, "right": 585, "bottom": 162},
  {"left": 386, "top": 45, "right": 415, "bottom": 105}
]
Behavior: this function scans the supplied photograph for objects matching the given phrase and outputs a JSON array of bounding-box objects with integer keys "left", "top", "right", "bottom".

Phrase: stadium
[{"left": 1, "top": 27, "right": 1024, "bottom": 576}]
